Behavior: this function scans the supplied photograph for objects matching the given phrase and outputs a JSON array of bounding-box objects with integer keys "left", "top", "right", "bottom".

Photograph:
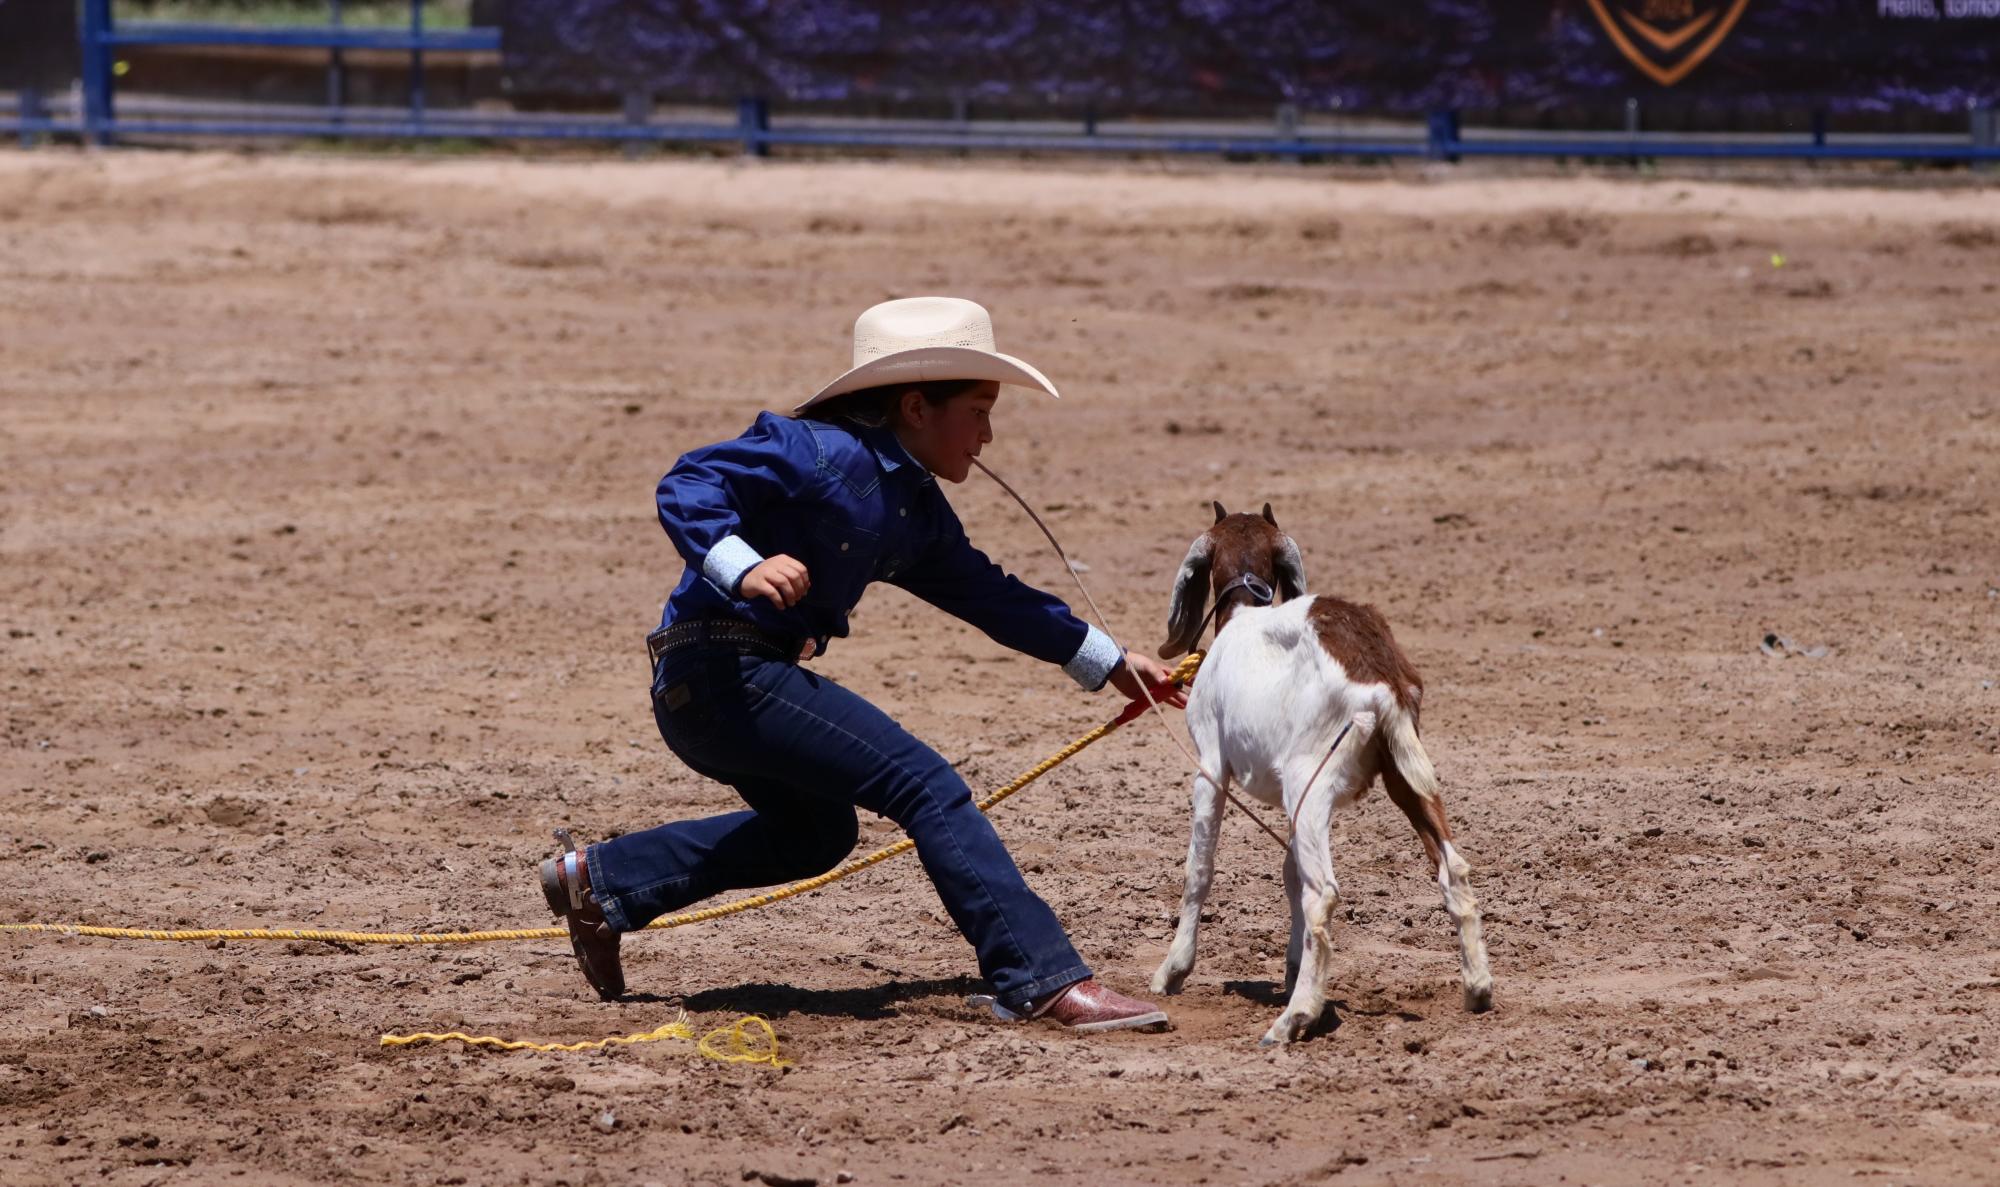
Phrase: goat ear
[
  {"left": 1261, "top": 502, "right": 1278, "bottom": 527},
  {"left": 1159, "top": 534, "right": 1213, "bottom": 659},
  {"left": 1211, "top": 500, "right": 1228, "bottom": 525},
  {"left": 1274, "top": 534, "right": 1309, "bottom": 602}
]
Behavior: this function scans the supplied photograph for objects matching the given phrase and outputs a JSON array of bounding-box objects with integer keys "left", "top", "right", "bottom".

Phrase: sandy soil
[{"left": 2, "top": 151, "right": 1997, "bottom": 1186}]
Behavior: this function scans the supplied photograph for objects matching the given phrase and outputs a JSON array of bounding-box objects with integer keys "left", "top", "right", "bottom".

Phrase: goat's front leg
[{"left": 1151, "top": 769, "right": 1226, "bottom": 995}]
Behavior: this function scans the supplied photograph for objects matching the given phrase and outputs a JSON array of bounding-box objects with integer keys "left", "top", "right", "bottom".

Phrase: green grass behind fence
[{"left": 114, "top": 1, "right": 473, "bottom": 29}]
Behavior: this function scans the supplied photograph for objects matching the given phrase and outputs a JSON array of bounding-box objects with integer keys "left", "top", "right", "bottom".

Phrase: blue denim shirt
[{"left": 655, "top": 412, "right": 1121, "bottom": 690}]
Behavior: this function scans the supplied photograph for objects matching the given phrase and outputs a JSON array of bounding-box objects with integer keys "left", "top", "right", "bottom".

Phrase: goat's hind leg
[
  {"left": 1151, "top": 769, "right": 1226, "bottom": 995},
  {"left": 1263, "top": 711, "right": 1377, "bottom": 1046},
  {"left": 1264, "top": 830, "right": 1337, "bottom": 1046},
  {"left": 1381, "top": 715, "right": 1493, "bottom": 1013},
  {"left": 1281, "top": 845, "right": 1304, "bottom": 995}
]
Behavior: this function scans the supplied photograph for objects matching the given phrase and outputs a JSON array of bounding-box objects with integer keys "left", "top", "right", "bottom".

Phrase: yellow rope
[
  {"left": 380, "top": 1013, "right": 695, "bottom": 1053},
  {"left": 696, "top": 1015, "right": 790, "bottom": 1068},
  {"left": 0, "top": 654, "right": 1205, "bottom": 947},
  {"left": 378, "top": 1010, "right": 790, "bottom": 1067}
]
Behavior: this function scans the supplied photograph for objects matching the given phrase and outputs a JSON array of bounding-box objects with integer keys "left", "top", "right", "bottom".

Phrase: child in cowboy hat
[{"left": 540, "top": 297, "right": 1181, "bottom": 1033}]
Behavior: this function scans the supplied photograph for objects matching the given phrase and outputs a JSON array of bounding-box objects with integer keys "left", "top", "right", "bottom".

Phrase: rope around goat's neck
[{"left": 972, "top": 458, "right": 1288, "bottom": 852}]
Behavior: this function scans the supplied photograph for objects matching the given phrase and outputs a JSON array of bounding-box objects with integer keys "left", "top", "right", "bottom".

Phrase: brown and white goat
[{"left": 1151, "top": 502, "right": 1493, "bottom": 1044}]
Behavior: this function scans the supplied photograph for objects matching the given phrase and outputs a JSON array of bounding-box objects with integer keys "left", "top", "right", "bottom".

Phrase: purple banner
[{"left": 502, "top": 1, "right": 1999, "bottom": 115}]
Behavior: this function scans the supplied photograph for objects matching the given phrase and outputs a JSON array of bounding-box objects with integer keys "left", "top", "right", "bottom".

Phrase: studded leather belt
[{"left": 646, "top": 618, "right": 802, "bottom": 666}]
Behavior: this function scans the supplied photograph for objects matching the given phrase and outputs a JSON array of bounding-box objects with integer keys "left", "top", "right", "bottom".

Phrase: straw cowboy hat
[{"left": 795, "top": 296, "right": 1061, "bottom": 413}]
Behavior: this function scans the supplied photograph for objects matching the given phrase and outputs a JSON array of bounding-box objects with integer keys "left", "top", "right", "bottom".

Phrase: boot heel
[
  {"left": 539, "top": 857, "right": 566, "bottom": 917},
  {"left": 537, "top": 833, "right": 626, "bottom": 999}
]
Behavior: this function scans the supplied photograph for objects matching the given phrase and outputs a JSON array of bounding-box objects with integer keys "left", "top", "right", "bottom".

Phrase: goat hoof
[
  {"left": 1260, "top": 1013, "right": 1308, "bottom": 1046},
  {"left": 1465, "top": 984, "right": 1494, "bottom": 1014},
  {"left": 1150, "top": 965, "right": 1189, "bottom": 996}
]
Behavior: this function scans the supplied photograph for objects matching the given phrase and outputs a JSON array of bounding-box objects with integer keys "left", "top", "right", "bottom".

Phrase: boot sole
[{"left": 1060, "top": 1009, "right": 1170, "bottom": 1035}]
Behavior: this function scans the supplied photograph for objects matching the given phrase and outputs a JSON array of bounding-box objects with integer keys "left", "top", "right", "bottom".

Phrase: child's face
[{"left": 898, "top": 383, "right": 1000, "bottom": 483}]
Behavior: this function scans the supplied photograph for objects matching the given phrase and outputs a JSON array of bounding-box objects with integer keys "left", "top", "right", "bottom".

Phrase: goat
[{"left": 1150, "top": 501, "right": 1493, "bottom": 1045}]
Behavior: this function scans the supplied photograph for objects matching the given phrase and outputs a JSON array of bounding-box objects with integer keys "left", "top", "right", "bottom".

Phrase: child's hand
[
  {"left": 1108, "top": 650, "right": 1187, "bottom": 709},
  {"left": 741, "top": 555, "right": 811, "bottom": 610}
]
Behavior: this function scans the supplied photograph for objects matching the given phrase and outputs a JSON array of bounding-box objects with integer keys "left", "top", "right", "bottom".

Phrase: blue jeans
[{"left": 587, "top": 640, "right": 1092, "bottom": 1012}]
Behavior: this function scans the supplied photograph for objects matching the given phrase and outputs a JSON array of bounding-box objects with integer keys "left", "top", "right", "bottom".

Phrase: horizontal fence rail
[
  {"left": 4, "top": 3, "right": 1995, "bottom": 164},
  {"left": 99, "top": 23, "right": 497, "bottom": 52}
]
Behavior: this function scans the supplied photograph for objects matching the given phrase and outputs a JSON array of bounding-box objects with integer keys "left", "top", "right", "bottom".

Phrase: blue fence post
[
  {"left": 78, "top": 0, "right": 114, "bottom": 146},
  {"left": 622, "top": 89, "right": 652, "bottom": 159},
  {"left": 409, "top": 0, "right": 427, "bottom": 126},
  {"left": 1425, "top": 110, "right": 1460, "bottom": 163},
  {"left": 18, "top": 87, "right": 45, "bottom": 149},
  {"left": 1276, "top": 103, "right": 1303, "bottom": 164},
  {"left": 738, "top": 96, "right": 770, "bottom": 157},
  {"left": 328, "top": 0, "right": 347, "bottom": 122}
]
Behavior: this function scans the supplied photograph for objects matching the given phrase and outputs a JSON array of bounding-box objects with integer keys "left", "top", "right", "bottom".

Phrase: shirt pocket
[{"left": 803, "top": 513, "right": 881, "bottom": 607}]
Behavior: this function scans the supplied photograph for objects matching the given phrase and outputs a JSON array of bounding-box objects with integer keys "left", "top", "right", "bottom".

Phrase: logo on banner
[{"left": 1585, "top": 0, "right": 1750, "bottom": 86}]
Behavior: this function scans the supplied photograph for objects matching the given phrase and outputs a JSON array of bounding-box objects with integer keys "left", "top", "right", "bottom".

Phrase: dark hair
[{"left": 797, "top": 378, "right": 985, "bottom": 428}]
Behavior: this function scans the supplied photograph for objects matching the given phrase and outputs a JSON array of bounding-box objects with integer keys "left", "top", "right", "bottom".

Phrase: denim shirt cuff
[
  {"left": 1063, "top": 624, "right": 1123, "bottom": 691},
  {"left": 703, "top": 534, "right": 765, "bottom": 597}
]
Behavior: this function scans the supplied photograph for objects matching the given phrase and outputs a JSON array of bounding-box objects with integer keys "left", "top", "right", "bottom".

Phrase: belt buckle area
[{"left": 646, "top": 624, "right": 679, "bottom": 666}]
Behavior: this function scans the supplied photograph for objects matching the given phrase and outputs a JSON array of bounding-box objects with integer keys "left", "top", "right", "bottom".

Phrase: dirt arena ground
[{"left": 2, "top": 151, "right": 1996, "bottom": 1186}]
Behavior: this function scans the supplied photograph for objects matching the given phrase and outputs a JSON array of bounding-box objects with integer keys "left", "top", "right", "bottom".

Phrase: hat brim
[{"left": 794, "top": 347, "right": 1060, "bottom": 414}]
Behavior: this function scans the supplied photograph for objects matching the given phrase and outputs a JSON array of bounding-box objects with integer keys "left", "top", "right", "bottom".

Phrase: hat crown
[
  {"left": 851, "top": 297, "right": 996, "bottom": 367},
  {"left": 794, "top": 295, "right": 1057, "bottom": 413}
]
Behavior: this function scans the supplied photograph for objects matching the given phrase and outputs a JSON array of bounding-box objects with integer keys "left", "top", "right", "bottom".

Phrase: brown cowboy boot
[
  {"left": 1027, "top": 979, "right": 1169, "bottom": 1034},
  {"left": 538, "top": 830, "right": 624, "bottom": 1000}
]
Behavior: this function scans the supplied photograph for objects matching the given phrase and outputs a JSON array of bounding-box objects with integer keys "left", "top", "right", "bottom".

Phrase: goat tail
[{"left": 1381, "top": 703, "right": 1441, "bottom": 804}]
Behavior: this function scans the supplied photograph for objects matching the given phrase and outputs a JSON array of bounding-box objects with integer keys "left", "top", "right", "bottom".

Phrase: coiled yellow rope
[
  {"left": 0, "top": 653, "right": 1203, "bottom": 947},
  {"left": 379, "top": 1010, "right": 790, "bottom": 1066},
  {"left": 696, "top": 1015, "right": 789, "bottom": 1067}
]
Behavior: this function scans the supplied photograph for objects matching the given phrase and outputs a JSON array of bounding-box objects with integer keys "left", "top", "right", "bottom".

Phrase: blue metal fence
[{"left": 4, "top": 1, "right": 1996, "bottom": 163}]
